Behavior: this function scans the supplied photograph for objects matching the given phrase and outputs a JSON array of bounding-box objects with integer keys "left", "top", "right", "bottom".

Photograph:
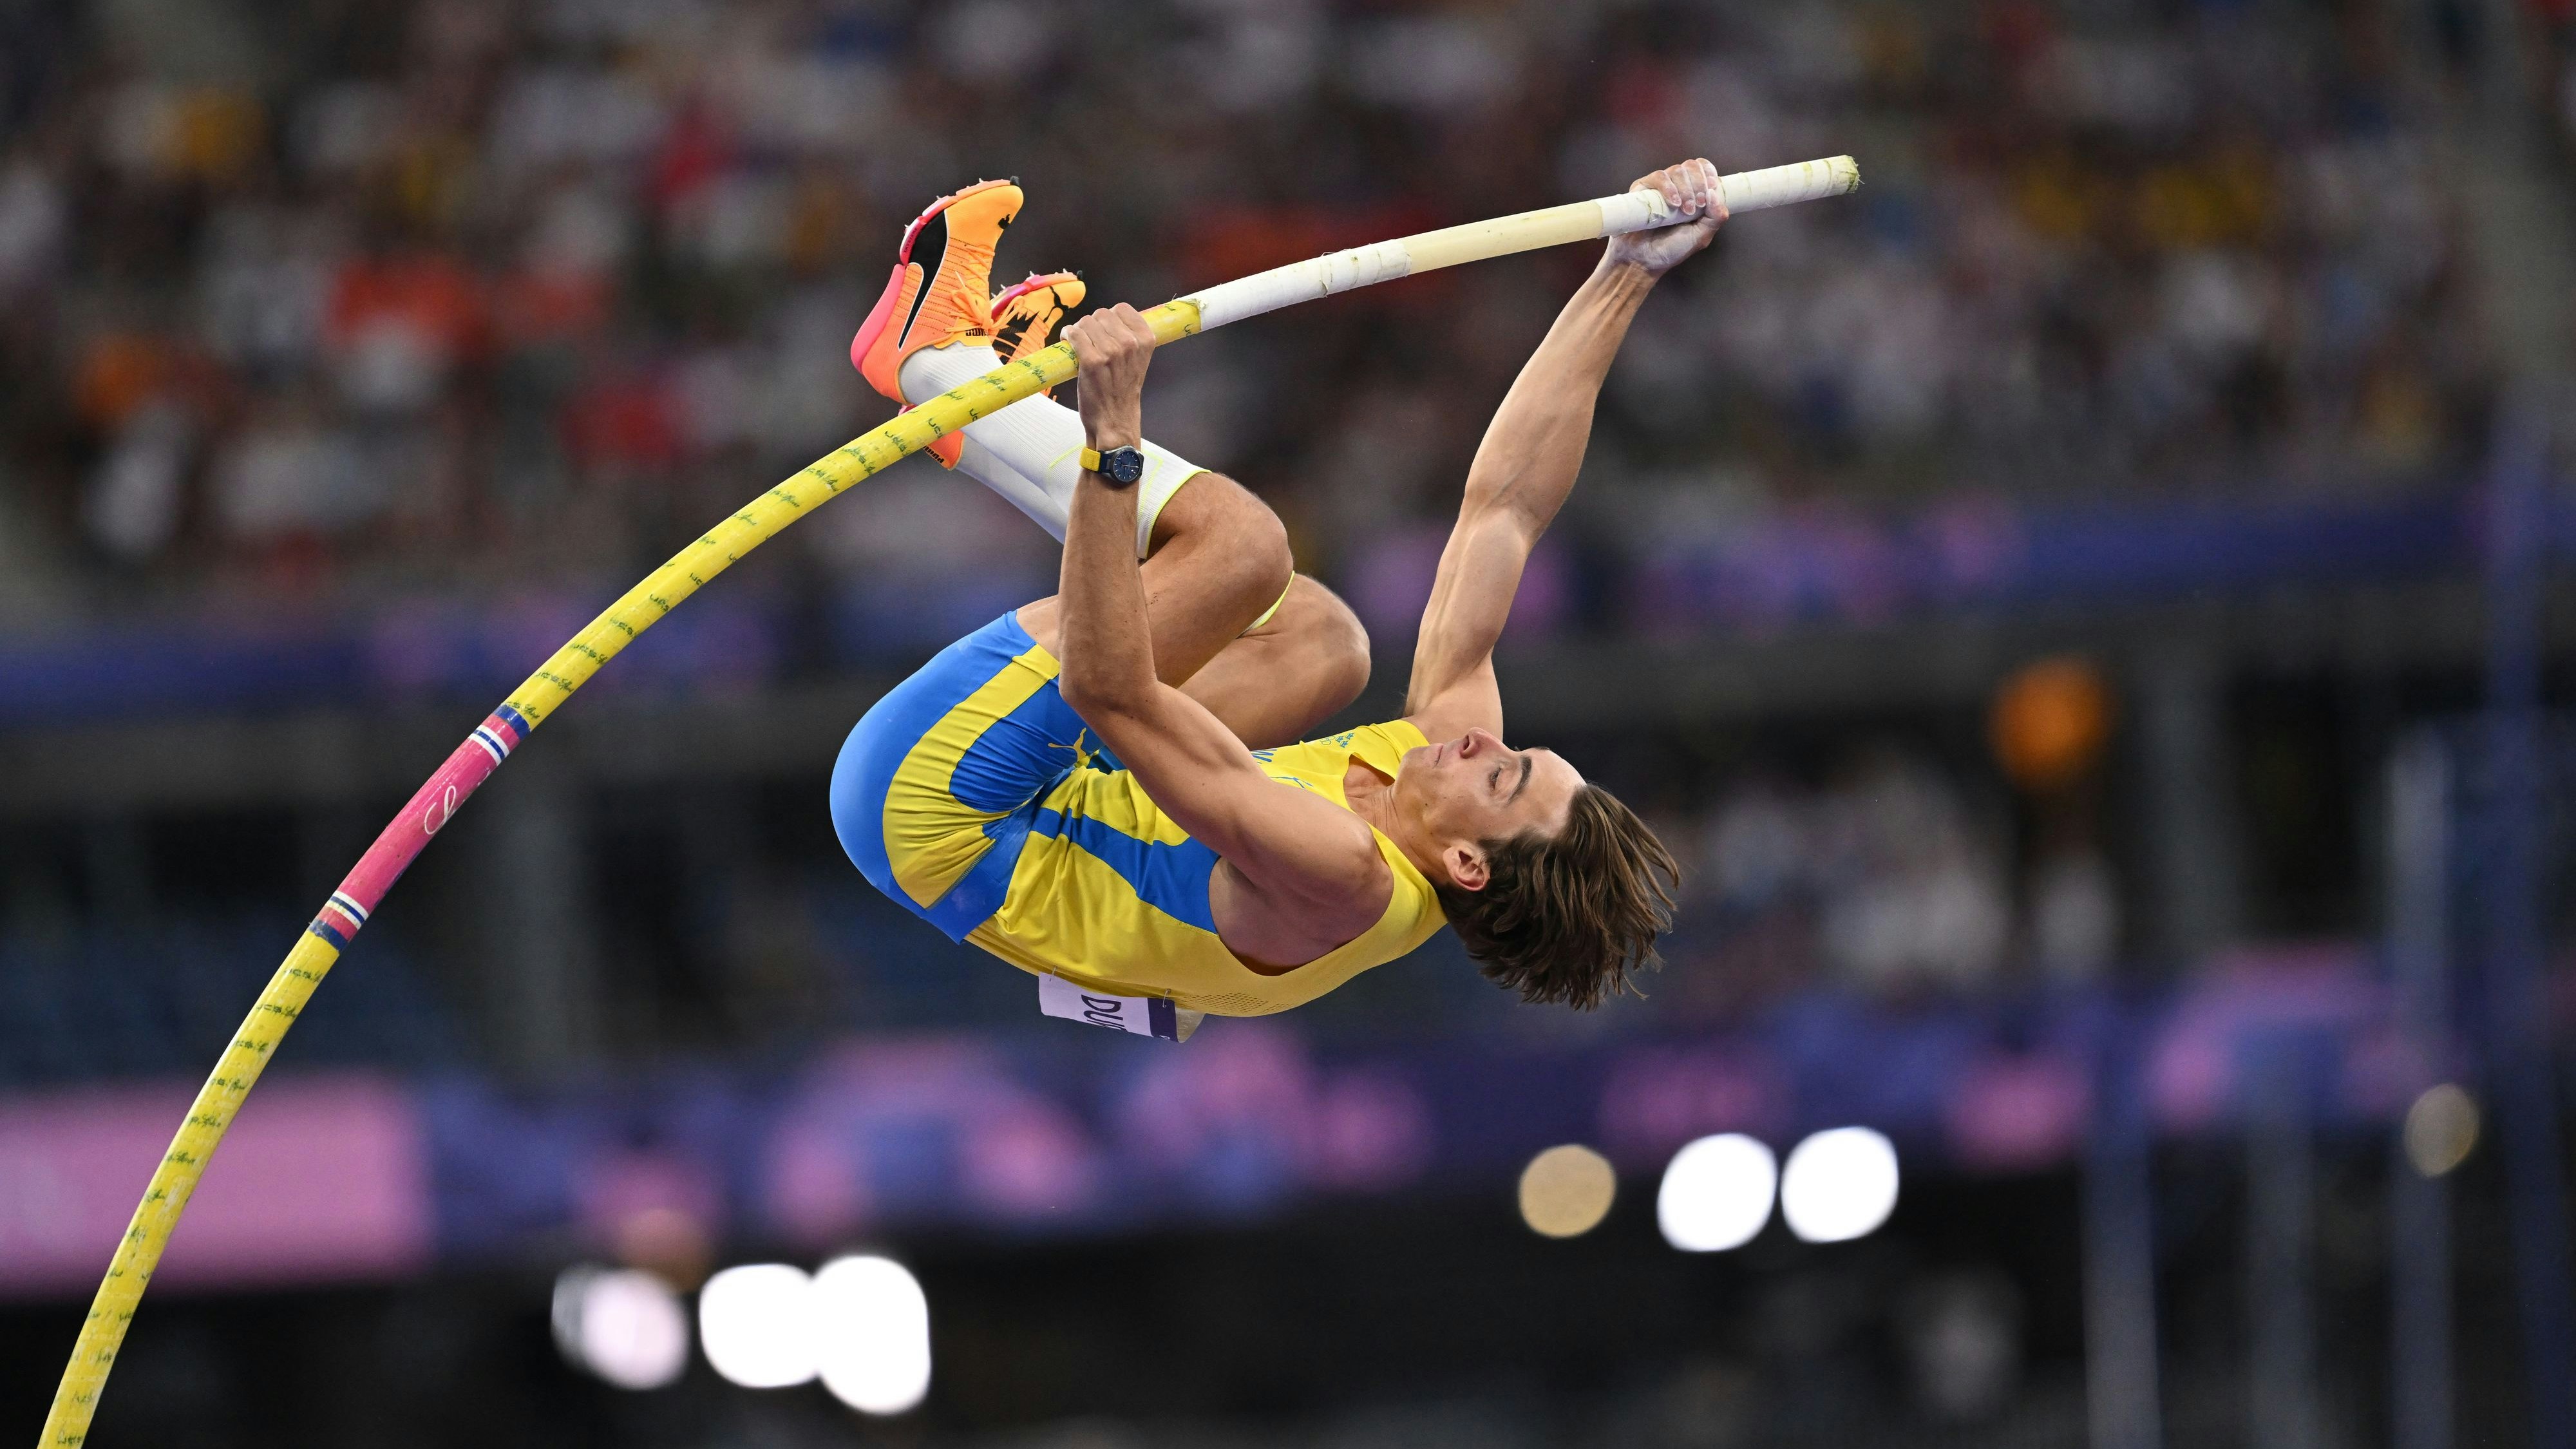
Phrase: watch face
[{"left": 1108, "top": 448, "right": 1145, "bottom": 484}]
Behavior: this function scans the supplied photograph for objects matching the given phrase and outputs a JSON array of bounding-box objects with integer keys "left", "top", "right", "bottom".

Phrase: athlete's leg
[
  {"left": 834, "top": 487, "right": 1363, "bottom": 927},
  {"left": 858, "top": 185, "right": 1364, "bottom": 746},
  {"left": 1178, "top": 574, "right": 1372, "bottom": 748},
  {"left": 1015, "top": 468, "right": 1283, "bottom": 687},
  {"left": 898, "top": 342, "right": 1205, "bottom": 559},
  {"left": 1013, "top": 476, "right": 1371, "bottom": 748}
]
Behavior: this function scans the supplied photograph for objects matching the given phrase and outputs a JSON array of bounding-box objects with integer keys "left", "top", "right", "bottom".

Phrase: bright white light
[
  {"left": 699, "top": 1263, "right": 819, "bottom": 1388},
  {"left": 553, "top": 1266, "right": 691, "bottom": 1390},
  {"left": 1656, "top": 1133, "right": 1778, "bottom": 1252},
  {"left": 813, "top": 1255, "right": 933, "bottom": 1415},
  {"left": 1779, "top": 1127, "right": 1900, "bottom": 1243}
]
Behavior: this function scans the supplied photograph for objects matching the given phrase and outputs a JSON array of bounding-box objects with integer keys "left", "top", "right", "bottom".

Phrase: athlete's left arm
[
  {"left": 1403, "top": 159, "right": 1728, "bottom": 741},
  {"left": 1052, "top": 305, "right": 1390, "bottom": 909}
]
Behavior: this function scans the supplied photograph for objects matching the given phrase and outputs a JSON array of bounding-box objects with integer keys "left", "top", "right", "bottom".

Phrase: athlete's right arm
[{"left": 1054, "top": 307, "right": 1388, "bottom": 916}]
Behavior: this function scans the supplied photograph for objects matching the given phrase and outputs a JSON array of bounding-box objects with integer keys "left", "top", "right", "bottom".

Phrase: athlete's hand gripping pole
[{"left": 37, "top": 153, "right": 1855, "bottom": 1447}]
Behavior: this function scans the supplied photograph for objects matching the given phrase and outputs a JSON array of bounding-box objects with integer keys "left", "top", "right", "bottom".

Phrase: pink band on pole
[{"left": 324, "top": 705, "right": 531, "bottom": 933}]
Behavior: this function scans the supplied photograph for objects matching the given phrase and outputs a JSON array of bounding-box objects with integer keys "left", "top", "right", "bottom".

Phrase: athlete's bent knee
[
  {"left": 1236, "top": 498, "right": 1293, "bottom": 601},
  {"left": 1165, "top": 471, "right": 1290, "bottom": 603}
]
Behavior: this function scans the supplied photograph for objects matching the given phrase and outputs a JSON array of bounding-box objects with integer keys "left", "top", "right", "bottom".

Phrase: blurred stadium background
[{"left": 3, "top": 0, "right": 2575, "bottom": 1444}]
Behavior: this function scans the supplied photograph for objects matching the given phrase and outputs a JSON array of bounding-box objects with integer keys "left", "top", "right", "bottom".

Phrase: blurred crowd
[
  {"left": 1647, "top": 654, "right": 2124, "bottom": 1016},
  {"left": 0, "top": 0, "right": 2514, "bottom": 630},
  {"left": 1651, "top": 746, "right": 2116, "bottom": 1018}
]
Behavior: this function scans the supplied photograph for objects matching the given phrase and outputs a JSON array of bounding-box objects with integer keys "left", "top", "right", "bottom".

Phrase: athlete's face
[{"left": 1396, "top": 728, "right": 1584, "bottom": 891}]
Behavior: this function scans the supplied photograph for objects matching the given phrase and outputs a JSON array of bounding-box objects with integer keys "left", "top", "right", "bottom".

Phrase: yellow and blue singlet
[{"left": 830, "top": 614, "right": 1446, "bottom": 1016}]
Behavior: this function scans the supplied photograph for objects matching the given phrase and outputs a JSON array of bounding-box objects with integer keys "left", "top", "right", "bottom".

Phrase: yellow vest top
[{"left": 968, "top": 720, "right": 1448, "bottom": 1016}]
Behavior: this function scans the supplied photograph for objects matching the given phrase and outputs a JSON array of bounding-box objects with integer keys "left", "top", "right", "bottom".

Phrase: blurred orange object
[
  {"left": 493, "top": 267, "right": 611, "bottom": 346},
  {"left": 327, "top": 252, "right": 491, "bottom": 361},
  {"left": 171, "top": 90, "right": 265, "bottom": 181},
  {"left": 1991, "top": 655, "right": 2112, "bottom": 791},
  {"left": 73, "top": 334, "right": 171, "bottom": 430}
]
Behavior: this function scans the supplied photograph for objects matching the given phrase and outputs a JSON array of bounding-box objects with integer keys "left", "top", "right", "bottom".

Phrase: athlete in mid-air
[{"left": 831, "top": 160, "right": 1728, "bottom": 1034}]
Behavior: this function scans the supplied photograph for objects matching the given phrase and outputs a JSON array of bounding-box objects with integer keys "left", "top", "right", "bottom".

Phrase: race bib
[{"left": 1037, "top": 974, "right": 1201, "bottom": 1042}]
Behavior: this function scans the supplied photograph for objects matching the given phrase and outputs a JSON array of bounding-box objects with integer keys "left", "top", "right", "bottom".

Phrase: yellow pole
[
  {"left": 39, "top": 157, "right": 1857, "bottom": 1444},
  {"left": 31, "top": 319, "right": 1157, "bottom": 1448}
]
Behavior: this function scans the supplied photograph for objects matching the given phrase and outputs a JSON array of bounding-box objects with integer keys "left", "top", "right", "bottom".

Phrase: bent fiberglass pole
[{"left": 38, "top": 153, "right": 1855, "bottom": 1446}]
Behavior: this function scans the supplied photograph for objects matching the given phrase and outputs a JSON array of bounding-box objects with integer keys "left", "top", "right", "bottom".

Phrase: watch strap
[{"left": 1081, "top": 444, "right": 1144, "bottom": 487}]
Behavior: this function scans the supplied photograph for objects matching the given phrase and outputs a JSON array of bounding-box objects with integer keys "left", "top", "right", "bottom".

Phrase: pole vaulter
[{"left": 39, "top": 154, "right": 1855, "bottom": 1445}]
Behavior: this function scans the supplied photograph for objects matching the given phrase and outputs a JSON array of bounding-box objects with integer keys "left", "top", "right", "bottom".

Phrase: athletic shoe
[
  {"left": 851, "top": 178, "right": 1023, "bottom": 465},
  {"left": 989, "top": 270, "right": 1085, "bottom": 397}
]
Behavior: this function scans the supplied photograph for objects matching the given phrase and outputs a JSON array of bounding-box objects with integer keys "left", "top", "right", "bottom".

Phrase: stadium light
[
  {"left": 1518, "top": 1143, "right": 1617, "bottom": 1238},
  {"left": 698, "top": 1263, "right": 819, "bottom": 1388},
  {"left": 1779, "top": 1127, "right": 1900, "bottom": 1243},
  {"left": 1655, "top": 1133, "right": 1778, "bottom": 1252},
  {"left": 813, "top": 1255, "right": 933, "bottom": 1415},
  {"left": 2403, "top": 1082, "right": 2479, "bottom": 1177},
  {"left": 551, "top": 1265, "right": 690, "bottom": 1390}
]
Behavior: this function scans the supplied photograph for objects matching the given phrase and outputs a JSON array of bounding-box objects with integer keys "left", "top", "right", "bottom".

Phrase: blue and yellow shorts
[{"left": 829, "top": 613, "right": 1118, "bottom": 941}]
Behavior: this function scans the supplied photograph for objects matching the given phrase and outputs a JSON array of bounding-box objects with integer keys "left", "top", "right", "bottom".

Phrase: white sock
[{"left": 898, "top": 343, "right": 1206, "bottom": 558}]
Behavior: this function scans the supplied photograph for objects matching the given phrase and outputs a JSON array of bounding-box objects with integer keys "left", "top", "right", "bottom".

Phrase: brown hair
[{"left": 1434, "top": 783, "right": 1680, "bottom": 1010}]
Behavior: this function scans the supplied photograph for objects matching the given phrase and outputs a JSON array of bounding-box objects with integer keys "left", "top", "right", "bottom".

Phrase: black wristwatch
[{"left": 1079, "top": 444, "right": 1147, "bottom": 488}]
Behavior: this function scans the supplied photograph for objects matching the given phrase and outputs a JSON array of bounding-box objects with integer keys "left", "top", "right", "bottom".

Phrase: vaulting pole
[{"left": 37, "top": 155, "right": 1857, "bottom": 1445}]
